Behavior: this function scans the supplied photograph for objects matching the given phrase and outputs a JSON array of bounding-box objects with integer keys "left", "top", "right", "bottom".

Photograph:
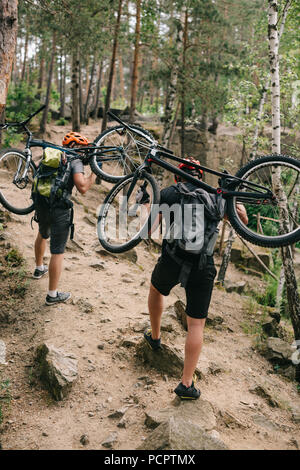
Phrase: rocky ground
[{"left": 0, "top": 122, "right": 299, "bottom": 450}]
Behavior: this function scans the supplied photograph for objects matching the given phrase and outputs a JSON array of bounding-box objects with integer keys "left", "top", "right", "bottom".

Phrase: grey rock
[
  {"left": 249, "top": 383, "right": 280, "bottom": 408},
  {"left": 35, "top": 343, "right": 78, "bottom": 401},
  {"left": 136, "top": 339, "right": 202, "bottom": 379},
  {"left": 265, "top": 307, "right": 281, "bottom": 324},
  {"left": 117, "top": 417, "right": 127, "bottom": 428},
  {"left": 89, "top": 260, "right": 105, "bottom": 271},
  {"left": 120, "top": 337, "right": 140, "bottom": 348},
  {"left": 66, "top": 238, "right": 84, "bottom": 252},
  {"left": 291, "top": 405, "right": 300, "bottom": 423},
  {"left": 80, "top": 434, "right": 89, "bottom": 446},
  {"left": 77, "top": 298, "right": 94, "bottom": 313},
  {"left": 218, "top": 410, "right": 248, "bottom": 429},
  {"left": 137, "top": 417, "right": 228, "bottom": 450},
  {"left": 174, "top": 300, "right": 187, "bottom": 331},
  {"left": 223, "top": 280, "right": 247, "bottom": 294},
  {"left": 252, "top": 413, "right": 279, "bottom": 432},
  {"left": 145, "top": 397, "right": 216, "bottom": 432},
  {"left": 101, "top": 432, "right": 118, "bottom": 449},
  {"left": 206, "top": 310, "right": 224, "bottom": 327},
  {"left": 261, "top": 317, "right": 281, "bottom": 338},
  {"left": 108, "top": 406, "right": 129, "bottom": 419},
  {"left": 262, "top": 337, "right": 294, "bottom": 366}
]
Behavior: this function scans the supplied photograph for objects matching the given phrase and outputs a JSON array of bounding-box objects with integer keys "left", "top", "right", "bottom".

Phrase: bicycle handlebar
[{"left": 0, "top": 104, "right": 46, "bottom": 130}]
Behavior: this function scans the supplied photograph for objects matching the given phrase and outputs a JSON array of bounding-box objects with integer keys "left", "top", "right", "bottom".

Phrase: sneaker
[
  {"left": 95, "top": 175, "right": 102, "bottom": 185},
  {"left": 143, "top": 328, "right": 161, "bottom": 351},
  {"left": 45, "top": 292, "right": 71, "bottom": 306},
  {"left": 32, "top": 265, "right": 48, "bottom": 279},
  {"left": 174, "top": 381, "right": 201, "bottom": 400}
]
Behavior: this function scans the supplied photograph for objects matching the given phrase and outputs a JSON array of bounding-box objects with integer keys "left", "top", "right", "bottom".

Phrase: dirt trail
[{"left": 0, "top": 122, "right": 300, "bottom": 450}]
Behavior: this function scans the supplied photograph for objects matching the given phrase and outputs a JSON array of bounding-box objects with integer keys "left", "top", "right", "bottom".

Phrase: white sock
[
  {"left": 48, "top": 290, "right": 57, "bottom": 298},
  {"left": 36, "top": 265, "right": 44, "bottom": 270}
]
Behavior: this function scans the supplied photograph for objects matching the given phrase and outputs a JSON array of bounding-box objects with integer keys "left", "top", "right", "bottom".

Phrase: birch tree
[{"left": 268, "top": 0, "right": 300, "bottom": 363}]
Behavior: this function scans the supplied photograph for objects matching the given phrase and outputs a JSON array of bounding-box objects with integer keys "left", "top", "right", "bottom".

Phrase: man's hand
[
  {"left": 224, "top": 203, "right": 248, "bottom": 225},
  {"left": 236, "top": 203, "right": 248, "bottom": 225}
]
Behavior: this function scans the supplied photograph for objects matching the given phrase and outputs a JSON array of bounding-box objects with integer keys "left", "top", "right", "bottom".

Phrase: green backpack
[{"left": 32, "top": 147, "right": 72, "bottom": 207}]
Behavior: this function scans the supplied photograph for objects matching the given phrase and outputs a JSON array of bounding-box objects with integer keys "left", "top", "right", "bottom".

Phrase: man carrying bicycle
[
  {"left": 33, "top": 132, "right": 97, "bottom": 305},
  {"left": 143, "top": 158, "right": 248, "bottom": 399}
]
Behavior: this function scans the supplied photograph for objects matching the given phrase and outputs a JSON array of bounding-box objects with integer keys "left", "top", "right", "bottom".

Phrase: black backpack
[{"left": 165, "top": 183, "right": 225, "bottom": 286}]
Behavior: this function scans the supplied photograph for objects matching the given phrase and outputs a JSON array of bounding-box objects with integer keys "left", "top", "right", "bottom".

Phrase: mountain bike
[
  {"left": 97, "top": 113, "right": 300, "bottom": 251},
  {"left": 0, "top": 107, "right": 154, "bottom": 215}
]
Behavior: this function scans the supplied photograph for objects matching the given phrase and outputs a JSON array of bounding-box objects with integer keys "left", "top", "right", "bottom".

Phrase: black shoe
[
  {"left": 174, "top": 381, "right": 201, "bottom": 400},
  {"left": 33, "top": 265, "right": 48, "bottom": 279},
  {"left": 95, "top": 175, "right": 102, "bottom": 185},
  {"left": 143, "top": 328, "right": 161, "bottom": 351},
  {"left": 45, "top": 292, "right": 71, "bottom": 306}
]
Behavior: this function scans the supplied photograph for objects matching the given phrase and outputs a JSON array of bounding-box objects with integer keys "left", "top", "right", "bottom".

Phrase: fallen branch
[{"left": 236, "top": 234, "right": 278, "bottom": 280}]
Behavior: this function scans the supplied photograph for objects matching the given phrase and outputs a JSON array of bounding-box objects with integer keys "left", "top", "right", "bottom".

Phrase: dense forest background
[{"left": 2, "top": 0, "right": 299, "bottom": 158}]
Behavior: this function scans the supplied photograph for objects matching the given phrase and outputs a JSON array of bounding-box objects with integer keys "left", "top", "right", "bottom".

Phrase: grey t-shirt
[{"left": 67, "top": 159, "right": 84, "bottom": 194}]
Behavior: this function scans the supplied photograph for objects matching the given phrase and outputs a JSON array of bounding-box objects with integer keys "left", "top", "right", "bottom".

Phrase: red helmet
[
  {"left": 62, "top": 132, "right": 89, "bottom": 147},
  {"left": 175, "top": 157, "right": 203, "bottom": 183}
]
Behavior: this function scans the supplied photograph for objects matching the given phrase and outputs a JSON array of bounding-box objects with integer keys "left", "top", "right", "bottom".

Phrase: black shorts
[
  {"left": 151, "top": 252, "right": 217, "bottom": 319},
  {"left": 35, "top": 198, "right": 71, "bottom": 255}
]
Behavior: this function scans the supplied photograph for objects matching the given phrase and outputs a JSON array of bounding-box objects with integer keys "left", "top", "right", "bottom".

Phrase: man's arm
[
  {"left": 224, "top": 203, "right": 248, "bottom": 225},
  {"left": 73, "top": 172, "right": 97, "bottom": 195}
]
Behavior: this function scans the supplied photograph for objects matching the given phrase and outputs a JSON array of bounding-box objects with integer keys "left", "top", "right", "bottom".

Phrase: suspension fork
[{"left": 14, "top": 147, "right": 32, "bottom": 183}]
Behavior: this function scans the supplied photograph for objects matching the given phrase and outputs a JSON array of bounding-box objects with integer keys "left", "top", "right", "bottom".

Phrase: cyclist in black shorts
[
  {"left": 143, "top": 158, "right": 248, "bottom": 399},
  {"left": 33, "top": 132, "right": 96, "bottom": 305}
]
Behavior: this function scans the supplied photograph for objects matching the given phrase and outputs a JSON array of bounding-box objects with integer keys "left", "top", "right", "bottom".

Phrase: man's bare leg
[
  {"left": 48, "top": 253, "right": 64, "bottom": 292},
  {"left": 34, "top": 232, "right": 47, "bottom": 266},
  {"left": 182, "top": 316, "right": 206, "bottom": 387},
  {"left": 148, "top": 283, "right": 164, "bottom": 340}
]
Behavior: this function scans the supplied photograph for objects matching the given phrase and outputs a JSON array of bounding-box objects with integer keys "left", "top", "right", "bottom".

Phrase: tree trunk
[
  {"left": 84, "top": 56, "right": 96, "bottom": 125},
  {"left": 129, "top": 0, "right": 141, "bottom": 122},
  {"left": 268, "top": 1, "right": 281, "bottom": 154},
  {"left": 40, "top": 31, "right": 56, "bottom": 134},
  {"left": 93, "top": 61, "right": 103, "bottom": 120},
  {"left": 79, "top": 63, "right": 84, "bottom": 123},
  {"left": 37, "top": 40, "right": 45, "bottom": 100},
  {"left": 118, "top": 52, "right": 125, "bottom": 103},
  {"left": 217, "top": 227, "right": 235, "bottom": 283},
  {"left": 252, "top": 1, "right": 291, "bottom": 159},
  {"left": 60, "top": 54, "right": 67, "bottom": 119},
  {"left": 21, "top": 29, "right": 29, "bottom": 81},
  {"left": 268, "top": 1, "right": 300, "bottom": 367},
  {"left": 180, "top": 10, "right": 188, "bottom": 157},
  {"left": 71, "top": 49, "right": 80, "bottom": 132},
  {"left": 102, "top": 0, "right": 123, "bottom": 132},
  {"left": 0, "top": 0, "right": 18, "bottom": 122}
]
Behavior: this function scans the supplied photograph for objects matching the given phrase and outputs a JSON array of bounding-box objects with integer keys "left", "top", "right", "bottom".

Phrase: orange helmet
[
  {"left": 62, "top": 132, "right": 89, "bottom": 147},
  {"left": 175, "top": 157, "right": 203, "bottom": 183}
]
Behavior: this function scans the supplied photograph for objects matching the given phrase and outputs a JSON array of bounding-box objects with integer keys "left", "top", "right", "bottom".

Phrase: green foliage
[
  {"left": 3, "top": 82, "right": 41, "bottom": 146},
  {"left": 5, "top": 249, "right": 24, "bottom": 268},
  {"left": 55, "top": 117, "right": 68, "bottom": 126}
]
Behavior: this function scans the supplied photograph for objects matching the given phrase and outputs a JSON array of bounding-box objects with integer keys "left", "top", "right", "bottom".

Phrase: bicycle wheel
[
  {"left": 226, "top": 155, "right": 300, "bottom": 247},
  {"left": 97, "top": 171, "right": 160, "bottom": 253},
  {"left": 91, "top": 124, "right": 154, "bottom": 183},
  {"left": 0, "top": 149, "right": 36, "bottom": 215}
]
